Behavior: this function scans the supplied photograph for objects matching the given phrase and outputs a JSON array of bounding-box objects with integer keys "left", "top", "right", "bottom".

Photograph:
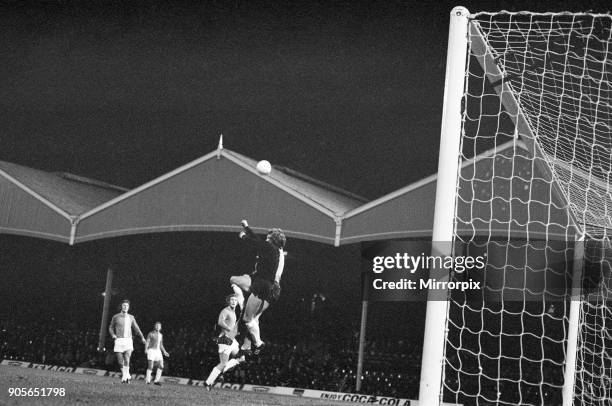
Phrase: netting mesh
[
  {"left": 442, "top": 11, "right": 612, "bottom": 406},
  {"left": 575, "top": 238, "right": 612, "bottom": 404},
  {"left": 476, "top": 12, "right": 612, "bottom": 230}
]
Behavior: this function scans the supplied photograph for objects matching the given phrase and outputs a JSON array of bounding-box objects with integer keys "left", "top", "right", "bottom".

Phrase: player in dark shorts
[{"left": 229, "top": 219, "right": 286, "bottom": 355}]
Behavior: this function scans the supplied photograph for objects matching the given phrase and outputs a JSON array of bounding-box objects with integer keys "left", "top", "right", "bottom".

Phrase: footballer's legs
[
  {"left": 229, "top": 275, "right": 251, "bottom": 294},
  {"left": 205, "top": 351, "right": 229, "bottom": 389},
  {"left": 223, "top": 345, "right": 245, "bottom": 373},
  {"left": 115, "top": 352, "right": 124, "bottom": 368},
  {"left": 123, "top": 350, "right": 133, "bottom": 382},
  {"left": 153, "top": 360, "right": 164, "bottom": 385},
  {"left": 146, "top": 359, "right": 154, "bottom": 384},
  {"left": 230, "top": 284, "right": 245, "bottom": 309},
  {"left": 240, "top": 334, "right": 252, "bottom": 351},
  {"left": 231, "top": 275, "right": 251, "bottom": 351},
  {"left": 115, "top": 352, "right": 127, "bottom": 382},
  {"left": 243, "top": 294, "right": 269, "bottom": 352}
]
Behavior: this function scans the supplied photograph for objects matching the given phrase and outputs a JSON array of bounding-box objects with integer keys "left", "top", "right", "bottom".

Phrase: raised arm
[
  {"left": 274, "top": 249, "right": 286, "bottom": 283},
  {"left": 239, "top": 219, "right": 265, "bottom": 243}
]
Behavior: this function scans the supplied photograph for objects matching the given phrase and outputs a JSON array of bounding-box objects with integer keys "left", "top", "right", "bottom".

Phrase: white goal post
[{"left": 421, "top": 7, "right": 611, "bottom": 406}]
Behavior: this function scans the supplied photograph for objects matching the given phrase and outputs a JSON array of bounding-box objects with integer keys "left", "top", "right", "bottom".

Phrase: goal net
[{"left": 439, "top": 10, "right": 611, "bottom": 406}]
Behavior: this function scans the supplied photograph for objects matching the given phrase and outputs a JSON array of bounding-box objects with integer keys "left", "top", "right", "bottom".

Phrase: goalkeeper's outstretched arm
[{"left": 239, "top": 219, "right": 262, "bottom": 242}]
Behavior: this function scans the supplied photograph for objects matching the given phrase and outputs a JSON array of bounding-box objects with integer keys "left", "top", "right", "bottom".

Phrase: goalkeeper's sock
[
  {"left": 145, "top": 369, "right": 152, "bottom": 383},
  {"left": 155, "top": 368, "right": 163, "bottom": 382}
]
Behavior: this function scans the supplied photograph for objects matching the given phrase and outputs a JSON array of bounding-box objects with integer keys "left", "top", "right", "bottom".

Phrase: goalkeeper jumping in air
[{"left": 229, "top": 219, "right": 286, "bottom": 356}]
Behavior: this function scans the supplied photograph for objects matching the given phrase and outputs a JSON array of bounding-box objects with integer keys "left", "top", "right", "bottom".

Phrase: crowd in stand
[
  {"left": 0, "top": 299, "right": 423, "bottom": 399},
  {"left": 0, "top": 296, "right": 567, "bottom": 403}
]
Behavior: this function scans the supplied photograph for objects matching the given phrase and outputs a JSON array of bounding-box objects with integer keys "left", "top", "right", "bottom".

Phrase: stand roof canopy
[{"left": 0, "top": 140, "right": 573, "bottom": 246}]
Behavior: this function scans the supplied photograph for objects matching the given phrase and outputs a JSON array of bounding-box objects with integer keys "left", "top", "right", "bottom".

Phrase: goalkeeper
[{"left": 229, "top": 219, "right": 286, "bottom": 355}]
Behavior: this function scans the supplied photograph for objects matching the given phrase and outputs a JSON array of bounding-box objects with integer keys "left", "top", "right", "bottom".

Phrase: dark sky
[
  {"left": 3, "top": 0, "right": 607, "bottom": 200},
  {"left": 3, "top": 0, "right": 438, "bottom": 199},
  {"left": 2, "top": 0, "right": 610, "bottom": 323}
]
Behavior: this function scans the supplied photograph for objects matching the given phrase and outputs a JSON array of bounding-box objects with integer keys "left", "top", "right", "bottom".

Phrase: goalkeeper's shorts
[{"left": 251, "top": 278, "right": 281, "bottom": 302}]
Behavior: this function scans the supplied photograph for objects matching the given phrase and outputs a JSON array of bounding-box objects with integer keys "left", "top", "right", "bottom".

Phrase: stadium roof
[
  {"left": 340, "top": 140, "right": 576, "bottom": 244},
  {"left": 0, "top": 160, "right": 126, "bottom": 243},
  {"left": 0, "top": 139, "right": 576, "bottom": 247},
  {"left": 74, "top": 140, "right": 367, "bottom": 245}
]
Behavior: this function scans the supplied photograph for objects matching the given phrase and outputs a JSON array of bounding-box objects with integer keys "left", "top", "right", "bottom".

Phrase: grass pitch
[{"left": 0, "top": 365, "right": 352, "bottom": 405}]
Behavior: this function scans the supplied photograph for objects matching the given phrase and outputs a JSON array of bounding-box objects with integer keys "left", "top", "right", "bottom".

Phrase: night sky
[
  {"left": 4, "top": 0, "right": 607, "bottom": 200},
  {"left": 2, "top": 1, "right": 449, "bottom": 199},
  {"left": 2, "top": 0, "right": 610, "bottom": 324}
]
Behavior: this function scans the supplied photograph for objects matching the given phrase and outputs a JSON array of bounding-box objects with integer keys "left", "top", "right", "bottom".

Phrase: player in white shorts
[
  {"left": 145, "top": 322, "right": 170, "bottom": 385},
  {"left": 108, "top": 300, "right": 147, "bottom": 383},
  {"left": 204, "top": 294, "right": 245, "bottom": 390}
]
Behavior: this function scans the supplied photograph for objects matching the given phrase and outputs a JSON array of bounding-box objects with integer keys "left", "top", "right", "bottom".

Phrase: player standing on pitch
[
  {"left": 108, "top": 299, "right": 147, "bottom": 383},
  {"left": 229, "top": 219, "right": 286, "bottom": 355},
  {"left": 204, "top": 293, "right": 245, "bottom": 390},
  {"left": 145, "top": 322, "right": 170, "bottom": 385}
]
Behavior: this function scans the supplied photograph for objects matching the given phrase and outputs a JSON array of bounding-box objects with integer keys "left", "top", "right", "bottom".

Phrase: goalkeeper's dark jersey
[{"left": 242, "top": 225, "right": 281, "bottom": 283}]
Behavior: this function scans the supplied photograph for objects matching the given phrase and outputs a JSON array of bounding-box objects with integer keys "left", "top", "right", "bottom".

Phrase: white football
[{"left": 256, "top": 160, "right": 272, "bottom": 175}]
